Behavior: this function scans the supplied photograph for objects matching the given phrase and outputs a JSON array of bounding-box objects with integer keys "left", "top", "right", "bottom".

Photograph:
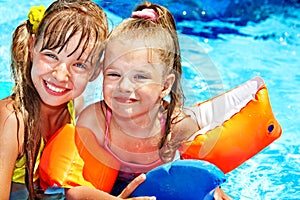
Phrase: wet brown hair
[
  {"left": 10, "top": 0, "right": 108, "bottom": 198},
  {"left": 105, "top": 2, "right": 184, "bottom": 163}
]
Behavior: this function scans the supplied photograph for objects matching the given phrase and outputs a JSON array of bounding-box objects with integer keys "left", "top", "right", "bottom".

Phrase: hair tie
[
  {"left": 132, "top": 8, "right": 158, "bottom": 22},
  {"left": 28, "top": 5, "right": 46, "bottom": 34}
]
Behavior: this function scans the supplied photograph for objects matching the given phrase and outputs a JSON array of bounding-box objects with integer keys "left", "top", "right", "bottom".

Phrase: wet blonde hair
[
  {"left": 105, "top": 2, "right": 184, "bottom": 163},
  {"left": 11, "top": 0, "right": 108, "bottom": 198}
]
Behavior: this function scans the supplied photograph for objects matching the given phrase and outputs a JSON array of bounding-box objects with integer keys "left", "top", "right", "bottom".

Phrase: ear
[
  {"left": 89, "top": 61, "right": 102, "bottom": 82},
  {"left": 29, "top": 34, "right": 35, "bottom": 61},
  {"left": 160, "top": 73, "right": 175, "bottom": 98}
]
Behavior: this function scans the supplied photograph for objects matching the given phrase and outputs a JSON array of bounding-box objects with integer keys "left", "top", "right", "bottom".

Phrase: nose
[
  {"left": 52, "top": 63, "right": 71, "bottom": 82},
  {"left": 118, "top": 76, "right": 134, "bottom": 93}
]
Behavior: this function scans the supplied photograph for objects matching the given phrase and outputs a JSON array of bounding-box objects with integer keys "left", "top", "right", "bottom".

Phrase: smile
[
  {"left": 114, "top": 97, "right": 137, "bottom": 104},
  {"left": 44, "top": 81, "right": 67, "bottom": 93}
]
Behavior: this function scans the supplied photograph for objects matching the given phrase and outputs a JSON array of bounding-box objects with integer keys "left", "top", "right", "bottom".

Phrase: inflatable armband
[
  {"left": 180, "top": 76, "right": 282, "bottom": 173},
  {"left": 131, "top": 159, "right": 226, "bottom": 200},
  {"left": 39, "top": 76, "right": 281, "bottom": 193},
  {"left": 39, "top": 124, "right": 120, "bottom": 192}
]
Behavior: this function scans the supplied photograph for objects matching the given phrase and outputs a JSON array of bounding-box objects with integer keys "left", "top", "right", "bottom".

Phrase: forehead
[
  {"left": 109, "top": 27, "right": 174, "bottom": 47},
  {"left": 63, "top": 31, "right": 95, "bottom": 57},
  {"left": 37, "top": 30, "right": 97, "bottom": 61},
  {"left": 107, "top": 30, "right": 168, "bottom": 51},
  {"left": 105, "top": 36, "right": 160, "bottom": 61},
  {"left": 105, "top": 47, "right": 163, "bottom": 68}
]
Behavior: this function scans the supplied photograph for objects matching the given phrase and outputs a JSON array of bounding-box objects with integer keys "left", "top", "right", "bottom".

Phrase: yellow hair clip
[{"left": 28, "top": 5, "right": 46, "bottom": 34}]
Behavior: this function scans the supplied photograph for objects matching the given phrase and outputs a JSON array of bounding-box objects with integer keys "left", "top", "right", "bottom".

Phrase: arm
[
  {"left": 75, "top": 103, "right": 155, "bottom": 199},
  {"left": 0, "top": 100, "right": 24, "bottom": 199},
  {"left": 65, "top": 174, "right": 155, "bottom": 200},
  {"left": 171, "top": 111, "right": 232, "bottom": 200},
  {"left": 65, "top": 186, "right": 119, "bottom": 200}
]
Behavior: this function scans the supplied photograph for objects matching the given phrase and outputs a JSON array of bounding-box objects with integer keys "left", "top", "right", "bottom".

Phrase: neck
[
  {"left": 111, "top": 107, "right": 163, "bottom": 139},
  {"left": 40, "top": 102, "right": 70, "bottom": 142}
]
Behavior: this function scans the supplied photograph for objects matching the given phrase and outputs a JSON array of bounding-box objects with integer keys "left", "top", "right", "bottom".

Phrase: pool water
[{"left": 1, "top": 0, "right": 299, "bottom": 199}]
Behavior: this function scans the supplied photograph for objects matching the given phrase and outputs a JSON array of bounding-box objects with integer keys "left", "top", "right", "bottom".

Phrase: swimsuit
[
  {"left": 104, "top": 107, "right": 181, "bottom": 195},
  {"left": 12, "top": 100, "right": 75, "bottom": 184},
  {"left": 104, "top": 107, "right": 163, "bottom": 182},
  {"left": 12, "top": 140, "right": 44, "bottom": 184}
]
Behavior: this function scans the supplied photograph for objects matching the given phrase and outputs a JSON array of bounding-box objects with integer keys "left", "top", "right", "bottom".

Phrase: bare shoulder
[
  {"left": 0, "top": 98, "right": 24, "bottom": 191},
  {"left": 171, "top": 108, "right": 200, "bottom": 141},
  {"left": 0, "top": 98, "right": 24, "bottom": 140},
  {"left": 77, "top": 101, "right": 104, "bottom": 124},
  {"left": 76, "top": 101, "right": 107, "bottom": 145},
  {"left": 0, "top": 97, "right": 15, "bottom": 115}
]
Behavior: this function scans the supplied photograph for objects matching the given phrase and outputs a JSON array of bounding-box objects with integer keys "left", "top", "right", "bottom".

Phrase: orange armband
[
  {"left": 179, "top": 76, "right": 282, "bottom": 173},
  {"left": 39, "top": 124, "right": 120, "bottom": 192}
]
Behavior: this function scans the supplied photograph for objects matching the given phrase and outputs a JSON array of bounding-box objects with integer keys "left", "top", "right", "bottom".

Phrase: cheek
[
  {"left": 138, "top": 84, "right": 162, "bottom": 99},
  {"left": 103, "top": 80, "right": 116, "bottom": 93},
  {"left": 31, "top": 69, "right": 36, "bottom": 82},
  {"left": 103, "top": 86, "right": 114, "bottom": 107},
  {"left": 31, "top": 59, "right": 50, "bottom": 80},
  {"left": 72, "top": 77, "right": 89, "bottom": 96},
  {"left": 31, "top": 65, "right": 40, "bottom": 86},
  {"left": 103, "top": 85, "right": 114, "bottom": 102}
]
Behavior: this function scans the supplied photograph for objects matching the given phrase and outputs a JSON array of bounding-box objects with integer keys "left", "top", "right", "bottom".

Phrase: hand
[
  {"left": 214, "top": 187, "right": 232, "bottom": 200},
  {"left": 118, "top": 174, "right": 156, "bottom": 200}
]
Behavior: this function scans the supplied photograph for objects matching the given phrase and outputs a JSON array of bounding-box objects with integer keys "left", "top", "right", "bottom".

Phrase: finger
[
  {"left": 214, "top": 187, "right": 232, "bottom": 200},
  {"left": 118, "top": 174, "right": 146, "bottom": 198},
  {"left": 128, "top": 197, "right": 156, "bottom": 200}
]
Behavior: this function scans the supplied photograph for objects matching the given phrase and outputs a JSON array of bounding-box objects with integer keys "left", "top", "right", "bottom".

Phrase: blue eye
[
  {"left": 75, "top": 63, "right": 86, "bottom": 70},
  {"left": 135, "top": 74, "right": 148, "bottom": 79},
  {"left": 45, "top": 53, "right": 57, "bottom": 59}
]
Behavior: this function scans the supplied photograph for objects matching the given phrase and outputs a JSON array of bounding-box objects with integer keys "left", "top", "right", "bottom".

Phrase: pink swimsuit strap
[{"left": 104, "top": 107, "right": 163, "bottom": 170}]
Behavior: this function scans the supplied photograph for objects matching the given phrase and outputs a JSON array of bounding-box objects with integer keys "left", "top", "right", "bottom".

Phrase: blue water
[{"left": 1, "top": 0, "right": 299, "bottom": 199}]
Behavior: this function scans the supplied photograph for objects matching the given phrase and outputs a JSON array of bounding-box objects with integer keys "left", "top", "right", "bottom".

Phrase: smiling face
[
  {"left": 103, "top": 45, "right": 174, "bottom": 120},
  {"left": 31, "top": 31, "right": 97, "bottom": 106}
]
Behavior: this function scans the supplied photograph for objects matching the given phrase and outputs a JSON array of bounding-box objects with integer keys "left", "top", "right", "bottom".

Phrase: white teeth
[{"left": 46, "top": 82, "right": 65, "bottom": 93}]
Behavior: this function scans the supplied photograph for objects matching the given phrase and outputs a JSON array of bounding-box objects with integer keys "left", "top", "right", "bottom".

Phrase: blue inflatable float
[{"left": 131, "top": 159, "right": 226, "bottom": 200}]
